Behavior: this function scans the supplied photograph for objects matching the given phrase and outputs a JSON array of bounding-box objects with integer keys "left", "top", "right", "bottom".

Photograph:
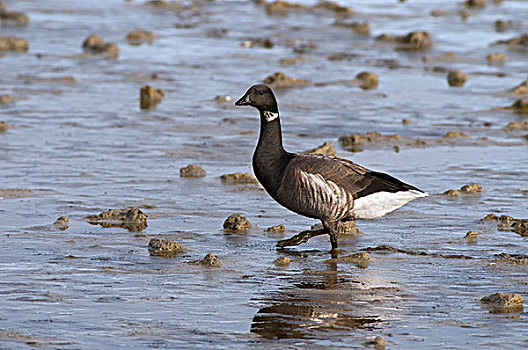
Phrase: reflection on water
[{"left": 252, "top": 256, "right": 382, "bottom": 341}]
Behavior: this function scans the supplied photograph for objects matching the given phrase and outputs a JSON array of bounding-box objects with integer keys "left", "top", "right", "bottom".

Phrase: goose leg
[
  {"left": 324, "top": 221, "right": 339, "bottom": 251},
  {"left": 276, "top": 228, "right": 327, "bottom": 248}
]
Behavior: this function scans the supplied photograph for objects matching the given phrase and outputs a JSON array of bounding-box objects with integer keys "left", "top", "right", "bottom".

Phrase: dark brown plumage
[{"left": 235, "top": 84, "right": 426, "bottom": 250}]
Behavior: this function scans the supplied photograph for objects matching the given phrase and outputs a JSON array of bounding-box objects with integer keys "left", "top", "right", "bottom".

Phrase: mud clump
[
  {"left": 193, "top": 253, "right": 221, "bottom": 267},
  {"left": 356, "top": 71, "right": 378, "bottom": 90},
  {"left": 223, "top": 213, "right": 251, "bottom": 233},
  {"left": 266, "top": 224, "right": 286, "bottom": 233},
  {"left": 274, "top": 256, "right": 291, "bottom": 266},
  {"left": 505, "top": 120, "right": 528, "bottom": 130},
  {"left": 0, "top": 121, "right": 8, "bottom": 132},
  {"left": 494, "top": 33, "right": 528, "bottom": 50},
  {"left": 465, "top": 0, "right": 486, "bottom": 8},
  {"left": 442, "top": 183, "right": 482, "bottom": 196},
  {"left": 495, "top": 19, "right": 511, "bottom": 32},
  {"left": 0, "top": 35, "right": 29, "bottom": 52},
  {"left": 312, "top": 219, "right": 361, "bottom": 234},
  {"left": 263, "top": 72, "right": 309, "bottom": 89},
  {"left": 465, "top": 230, "right": 478, "bottom": 239},
  {"left": 85, "top": 208, "right": 148, "bottom": 232},
  {"left": 334, "top": 21, "right": 370, "bottom": 35},
  {"left": 326, "top": 252, "right": 371, "bottom": 268},
  {"left": 443, "top": 131, "right": 469, "bottom": 138},
  {"left": 53, "top": 216, "right": 69, "bottom": 231},
  {"left": 494, "top": 253, "right": 528, "bottom": 265},
  {"left": 378, "top": 31, "right": 433, "bottom": 51},
  {"left": 304, "top": 141, "right": 337, "bottom": 156},
  {"left": 265, "top": 1, "right": 307, "bottom": 15},
  {"left": 0, "top": 188, "right": 34, "bottom": 198},
  {"left": 180, "top": 164, "right": 206, "bottom": 178},
  {"left": 482, "top": 214, "right": 528, "bottom": 236},
  {"left": 447, "top": 70, "right": 468, "bottom": 87},
  {"left": 126, "top": 30, "right": 154, "bottom": 45},
  {"left": 0, "top": 94, "right": 13, "bottom": 104},
  {"left": 214, "top": 95, "right": 232, "bottom": 102},
  {"left": 140, "top": 84, "right": 165, "bottom": 109},
  {"left": 481, "top": 292, "right": 523, "bottom": 313},
  {"left": 338, "top": 132, "right": 401, "bottom": 151},
  {"left": 82, "top": 34, "right": 119, "bottom": 59},
  {"left": 509, "top": 78, "right": 528, "bottom": 95},
  {"left": 0, "top": 4, "right": 29, "bottom": 26},
  {"left": 506, "top": 99, "right": 528, "bottom": 114},
  {"left": 486, "top": 52, "right": 506, "bottom": 64},
  {"left": 220, "top": 173, "right": 258, "bottom": 184},
  {"left": 242, "top": 38, "right": 274, "bottom": 49},
  {"left": 148, "top": 238, "right": 186, "bottom": 257},
  {"left": 279, "top": 56, "right": 306, "bottom": 66},
  {"left": 266, "top": 1, "right": 354, "bottom": 16}
]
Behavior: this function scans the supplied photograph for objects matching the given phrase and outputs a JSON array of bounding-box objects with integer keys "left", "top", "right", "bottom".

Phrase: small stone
[
  {"left": 199, "top": 253, "right": 221, "bottom": 267},
  {"left": 460, "top": 183, "right": 482, "bottom": 193},
  {"left": 126, "top": 30, "right": 154, "bottom": 45},
  {"left": 53, "top": 216, "right": 69, "bottom": 231},
  {"left": 0, "top": 121, "right": 8, "bottom": 132},
  {"left": 465, "top": 230, "right": 478, "bottom": 238},
  {"left": 148, "top": 238, "right": 186, "bottom": 257},
  {"left": 274, "top": 256, "right": 291, "bottom": 266},
  {"left": 481, "top": 292, "right": 523, "bottom": 313},
  {"left": 266, "top": 224, "right": 285, "bottom": 233},
  {"left": 140, "top": 84, "right": 165, "bottom": 109},
  {"left": 180, "top": 164, "right": 206, "bottom": 178},
  {"left": 304, "top": 141, "right": 337, "bottom": 156},
  {"left": 220, "top": 173, "right": 258, "bottom": 184},
  {"left": 401, "top": 118, "right": 411, "bottom": 125},
  {"left": 356, "top": 71, "right": 378, "bottom": 90},
  {"left": 223, "top": 213, "right": 251, "bottom": 233},
  {"left": 349, "top": 21, "right": 370, "bottom": 35},
  {"left": 447, "top": 70, "right": 468, "bottom": 87}
]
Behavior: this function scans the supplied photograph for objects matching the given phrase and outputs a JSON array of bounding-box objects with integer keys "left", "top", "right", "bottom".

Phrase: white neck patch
[{"left": 263, "top": 111, "right": 279, "bottom": 122}]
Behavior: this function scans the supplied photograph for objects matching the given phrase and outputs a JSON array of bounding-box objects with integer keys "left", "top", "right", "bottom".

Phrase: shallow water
[{"left": 1, "top": 0, "right": 528, "bottom": 348}]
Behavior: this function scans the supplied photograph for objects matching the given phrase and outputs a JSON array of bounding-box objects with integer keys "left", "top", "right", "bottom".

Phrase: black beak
[{"left": 235, "top": 93, "right": 250, "bottom": 106}]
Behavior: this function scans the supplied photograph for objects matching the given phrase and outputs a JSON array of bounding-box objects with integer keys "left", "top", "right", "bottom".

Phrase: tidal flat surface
[{"left": 1, "top": 0, "right": 528, "bottom": 348}]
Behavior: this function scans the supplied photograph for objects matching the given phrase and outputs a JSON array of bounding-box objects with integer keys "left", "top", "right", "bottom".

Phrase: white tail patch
[{"left": 351, "top": 190, "right": 428, "bottom": 219}]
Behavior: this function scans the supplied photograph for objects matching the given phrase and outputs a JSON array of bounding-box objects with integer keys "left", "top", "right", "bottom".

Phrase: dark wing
[{"left": 289, "top": 153, "right": 423, "bottom": 199}]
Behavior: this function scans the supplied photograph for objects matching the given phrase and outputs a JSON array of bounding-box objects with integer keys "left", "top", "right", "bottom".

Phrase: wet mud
[
  {"left": 2, "top": 0, "right": 528, "bottom": 349},
  {"left": 85, "top": 208, "right": 148, "bottom": 232}
]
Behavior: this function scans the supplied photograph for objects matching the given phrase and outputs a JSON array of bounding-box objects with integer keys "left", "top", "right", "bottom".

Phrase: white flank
[
  {"left": 351, "top": 190, "right": 428, "bottom": 219},
  {"left": 263, "top": 111, "right": 279, "bottom": 122}
]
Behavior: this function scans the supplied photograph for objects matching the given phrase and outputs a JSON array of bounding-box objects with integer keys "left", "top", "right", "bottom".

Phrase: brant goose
[{"left": 235, "top": 84, "right": 427, "bottom": 250}]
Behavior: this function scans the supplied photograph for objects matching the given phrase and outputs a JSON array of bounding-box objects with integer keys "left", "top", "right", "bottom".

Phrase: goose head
[{"left": 235, "top": 84, "right": 279, "bottom": 119}]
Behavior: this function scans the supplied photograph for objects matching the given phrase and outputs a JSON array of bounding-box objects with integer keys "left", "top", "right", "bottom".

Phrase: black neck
[{"left": 252, "top": 111, "right": 290, "bottom": 196}]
